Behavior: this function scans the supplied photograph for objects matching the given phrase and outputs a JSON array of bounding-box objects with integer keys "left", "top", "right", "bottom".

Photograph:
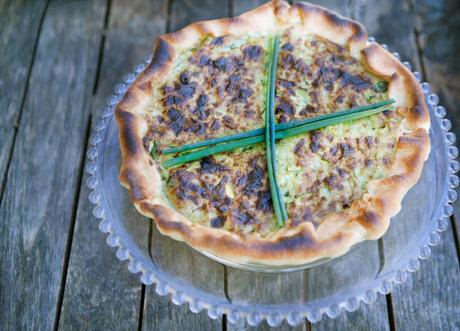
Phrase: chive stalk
[
  {"left": 265, "top": 35, "right": 286, "bottom": 226},
  {"left": 162, "top": 105, "right": 393, "bottom": 168},
  {"left": 162, "top": 99, "right": 395, "bottom": 154}
]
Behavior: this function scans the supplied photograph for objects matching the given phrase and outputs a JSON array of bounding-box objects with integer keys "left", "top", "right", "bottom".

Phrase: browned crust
[{"left": 115, "top": 0, "right": 431, "bottom": 266}]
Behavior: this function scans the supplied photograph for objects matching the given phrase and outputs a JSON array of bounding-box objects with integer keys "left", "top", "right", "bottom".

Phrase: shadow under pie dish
[{"left": 115, "top": 0, "right": 430, "bottom": 267}]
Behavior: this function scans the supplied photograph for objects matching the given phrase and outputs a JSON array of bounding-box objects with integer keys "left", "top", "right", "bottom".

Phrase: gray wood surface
[
  {"left": 233, "top": 0, "right": 267, "bottom": 15},
  {"left": 143, "top": 229, "right": 224, "bottom": 331},
  {"left": 0, "top": 0, "right": 48, "bottom": 198},
  {"left": 141, "top": 1, "right": 228, "bottom": 330},
  {"left": 387, "top": 1, "right": 460, "bottom": 330},
  {"left": 0, "top": 0, "right": 107, "bottom": 330},
  {"left": 58, "top": 178, "right": 144, "bottom": 331},
  {"left": 414, "top": 0, "right": 460, "bottom": 244},
  {"left": 57, "top": 0, "right": 167, "bottom": 329},
  {"left": 226, "top": 269, "right": 308, "bottom": 330},
  {"left": 391, "top": 231, "right": 460, "bottom": 330},
  {"left": 308, "top": 243, "right": 390, "bottom": 331},
  {"left": 0, "top": 0, "right": 458, "bottom": 330}
]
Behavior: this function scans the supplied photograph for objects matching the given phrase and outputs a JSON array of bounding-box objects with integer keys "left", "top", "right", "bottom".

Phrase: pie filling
[{"left": 138, "top": 29, "right": 405, "bottom": 237}]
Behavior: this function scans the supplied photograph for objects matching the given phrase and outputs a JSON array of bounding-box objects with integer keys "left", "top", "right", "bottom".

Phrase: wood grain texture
[
  {"left": 313, "top": 301, "right": 390, "bottom": 331},
  {"left": 0, "top": 0, "right": 48, "bottom": 198},
  {"left": 0, "top": 0, "right": 106, "bottom": 330},
  {"left": 57, "top": 0, "right": 169, "bottom": 329},
  {"left": 57, "top": 179, "right": 145, "bottom": 331},
  {"left": 391, "top": 231, "right": 460, "bottom": 330},
  {"left": 141, "top": 1, "right": 229, "bottom": 330},
  {"left": 169, "top": 0, "right": 230, "bottom": 30},
  {"left": 305, "top": 0, "right": 421, "bottom": 69},
  {"left": 414, "top": 0, "right": 460, "bottom": 242},
  {"left": 0, "top": 133, "right": 14, "bottom": 197},
  {"left": 142, "top": 228, "right": 224, "bottom": 331},
  {"left": 226, "top": 269, "right": 307, "bottom": 331},
  {"left": 232, "top": 0, "right": 267, "bottom": 16},
  {"left": 308, "top": 242, "right": 390, "bottom": 331},
  {"left": 386, "top": 1, "right": 460, "bottom": 329}
]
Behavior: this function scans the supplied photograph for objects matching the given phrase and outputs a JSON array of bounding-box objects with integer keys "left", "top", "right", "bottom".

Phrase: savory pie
[{"left": 115, "top": 0, "right": 430, "bottom": 265}]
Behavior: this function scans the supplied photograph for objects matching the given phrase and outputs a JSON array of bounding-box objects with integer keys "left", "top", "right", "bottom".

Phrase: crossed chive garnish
[
  {"left": 158, "top": 35, "right": 395, "bottom": 226},
  {"left": 265, "top": 35, "right": 288, "bottom": 225}
]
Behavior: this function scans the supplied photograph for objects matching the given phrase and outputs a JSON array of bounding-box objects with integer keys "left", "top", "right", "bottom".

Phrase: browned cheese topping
[
  {"left": 144, "top": 30, "right": 402, "bottom": 236},
  {"left": 146, "top": 35, "right": 268, "bottom": 150}
]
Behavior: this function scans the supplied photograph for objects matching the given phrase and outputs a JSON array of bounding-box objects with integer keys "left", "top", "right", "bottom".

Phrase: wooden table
[{"left": 1, "top": 0, "right": 459, "bottom": 330}]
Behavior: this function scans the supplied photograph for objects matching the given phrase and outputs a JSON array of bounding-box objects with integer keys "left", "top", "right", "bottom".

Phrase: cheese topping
[{"left": 140, "top": 30, "right": 402, "bottom": 237}]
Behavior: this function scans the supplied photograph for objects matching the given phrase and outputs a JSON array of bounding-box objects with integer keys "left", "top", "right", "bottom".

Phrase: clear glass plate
[{"left": 85, "top": 41, "right": 459, "bottom": 326}]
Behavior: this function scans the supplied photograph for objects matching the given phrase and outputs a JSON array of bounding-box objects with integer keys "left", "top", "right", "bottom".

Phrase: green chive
[
  {"left": 162, "top": 128, "right": 264, "bottom": 154},
  {"left": 162, "top": 105, "right": 393, "bottom": 168},
  {"left": 163, "top": 135, "right": 264, "bottom": 167},
  {"left": 275, "top": 107, "right": 389, "bottom": 140},
  {"left": 374, "top": 81, "right": 388, "bottom": 93},
  {"left": 161, "top": 99, "right": 395, "bottom": 154},
  {"left": 265, "top": 35, "right": 285, "bottom": 226}
]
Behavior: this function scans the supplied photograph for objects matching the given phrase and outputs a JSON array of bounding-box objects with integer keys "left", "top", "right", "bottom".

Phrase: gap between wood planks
[
  {"left": 138, "top": 1, "right": 172, "bottom": 330},
  {"left": 452, "top": 214, "right": 460, "bottom": 265},
  {"left": 52, "top": 0, "right": 113, "bottom": 330},
  {"left": 93, "top": 0, "right": 114, "bottom": 95},
  {"left": 138, "top": 216, "right": 155, "bottom": 331},
  {"left": 378, "top": 239, "right": 396, "bottom": 331},
  {"left": 222, "top": 265, "right": 230, "bottom": 331},
  {"left": 53, "top": 113, "right": 93, "bottom": 331},
  {"left": 410, "top": 0, "right": 460, "bottom": 265},
  {"left": 0, "top": 0, "right": 50, "bottom": 208},
  {"left": 376, "top": 1, "right": 423, "bottom": 328}
]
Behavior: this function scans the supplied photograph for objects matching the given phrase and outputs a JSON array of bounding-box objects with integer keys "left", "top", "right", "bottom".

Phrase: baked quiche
[{"left": 115, "top": 1, "right": 430, "bottom": 266}]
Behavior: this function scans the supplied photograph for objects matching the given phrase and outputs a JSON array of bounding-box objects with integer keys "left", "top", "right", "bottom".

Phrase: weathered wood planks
[
  {"left": 386, "top": 1, "right": 460, "bottom": 329},
  {"left": 413, "top": 0, "right": 460, "bottom": 242},
  {"left": 233, "top": 0, "right": 267, "bottom": 16},
  {"left": 142, "top": 229, "right": 225, "bottom": 331},
  {"left": 0, "top": 0, "right": 48, "bottom": 198},
  {"left": 0, "top": 0, "right": 107, "bottom": 329},
  {"left": 226, "top": 269, "right": 308, "bottom": 330},
  {"left": 140, "top": 1, "right": 229, "bottom": 330},
  {"left": 307, "top": 243, "right": 390, "bottom": 331},
  {"left": 391, "top": 233, "right": 460, "bottom": 330},
  {"left": 57, "top": 0, "right": 169, "bottom": 329}
]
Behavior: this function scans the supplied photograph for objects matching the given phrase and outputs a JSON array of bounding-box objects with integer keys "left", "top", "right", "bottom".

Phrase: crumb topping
[
  {"left": 145, "top": 35, "right": 269, "bottom": 152},
  {"left": 143, "top": 30, "right": 401, "bottom": 236}
]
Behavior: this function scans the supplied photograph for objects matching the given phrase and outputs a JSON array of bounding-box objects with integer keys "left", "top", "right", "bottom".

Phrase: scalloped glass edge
[{"left": 85, "top": 38, "right": 459, "bottom": 327}]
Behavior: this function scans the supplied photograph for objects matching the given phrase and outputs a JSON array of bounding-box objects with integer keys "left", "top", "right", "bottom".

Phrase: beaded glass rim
[{"left": 85, "top": 38, "right": 459, "bottom": 327}]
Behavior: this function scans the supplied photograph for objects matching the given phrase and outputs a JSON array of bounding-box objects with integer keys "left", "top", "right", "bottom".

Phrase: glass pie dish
[{"left": 85, "top": 39, "right": 459, "bottom": 326}]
